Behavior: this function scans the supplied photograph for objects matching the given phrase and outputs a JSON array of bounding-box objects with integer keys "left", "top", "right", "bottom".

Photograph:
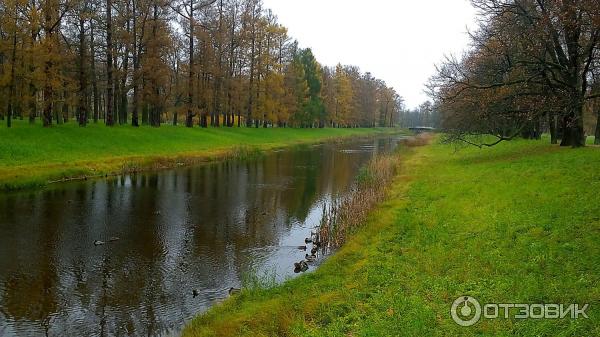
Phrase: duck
[
  {"left": 94, "top": 240, "right": 106, "bottom": 246},
  {"left": 304, "top": 238, "right": 313, "bottom": 244},
  {"left": 192, "top": 289, "right": 199, "bottom": 298},
  {"left": 305, "top": 254, "right": 316, "bottom": 263},
  {"left": 310, "top": 246, "right": 318, "bottom": 255},
  {"left": 108, "top": 237, "right": 120, "bottom": 242},
  {"left": 228, "top": 287, "right": 241, "bottom": 295},
  {"left": 297, "top": 245, "right": 307, "bottom": 251},
  {"left": 293, "top": 261, "right": 309, "bottom": 273}
]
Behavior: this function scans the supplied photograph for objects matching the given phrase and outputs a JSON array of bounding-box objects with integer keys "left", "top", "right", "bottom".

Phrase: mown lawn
[
  {"left": 182, "top": 139, "right": 600, "bottom": 336},
  {"left": 0, "top": 120, "right": 395, "bottom": 190}
]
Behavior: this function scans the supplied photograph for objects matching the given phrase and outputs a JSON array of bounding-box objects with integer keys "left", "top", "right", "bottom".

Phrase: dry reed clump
[
  {"left": 316, "top": 133, "right": 433, "bottom": 250},
  {"left": 226, "top": 145, "right": 264, "bottom": 161},
  {"left": 400, "top": 133, "right": 434, "bottom": 147},
  {"left": 317, "top": 153, "right": 399, "bottom": 249}
]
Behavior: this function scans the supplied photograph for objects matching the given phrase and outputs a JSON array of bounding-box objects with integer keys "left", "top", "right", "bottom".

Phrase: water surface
[{"left": 0, "top": 136, "right": 401, "bottom": 336}]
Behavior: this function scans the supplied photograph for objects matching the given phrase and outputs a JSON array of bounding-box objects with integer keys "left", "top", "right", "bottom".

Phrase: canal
[{"left": 0, "top": 136, "right": 402, "bottom": 336}]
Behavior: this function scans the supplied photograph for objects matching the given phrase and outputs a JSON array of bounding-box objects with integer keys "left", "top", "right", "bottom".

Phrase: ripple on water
[{"left": 0, "top": 136, "right": 403, "bottom": 336}]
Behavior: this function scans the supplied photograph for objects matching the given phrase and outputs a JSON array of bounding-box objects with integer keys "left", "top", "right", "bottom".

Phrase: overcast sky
[{"left": 261, "top": 0, "right": 477, "bottom": 109}]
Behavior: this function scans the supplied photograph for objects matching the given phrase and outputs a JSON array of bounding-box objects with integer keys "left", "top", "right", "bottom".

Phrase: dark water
[{"left": 0, "top": 136, "right": 401, "bottom": 337}]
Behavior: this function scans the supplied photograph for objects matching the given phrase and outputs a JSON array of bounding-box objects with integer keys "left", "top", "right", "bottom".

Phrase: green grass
[
  {"left": 182, "top": 138, "right": 600, "bottom": 337},
  {"left": 0, "top": 120, "right": 398, "bottom": 190}
]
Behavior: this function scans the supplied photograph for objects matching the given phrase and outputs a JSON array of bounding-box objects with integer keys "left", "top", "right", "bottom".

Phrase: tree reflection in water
[{"left": 0, "top": 136, "right": 401, "bottom": 336}]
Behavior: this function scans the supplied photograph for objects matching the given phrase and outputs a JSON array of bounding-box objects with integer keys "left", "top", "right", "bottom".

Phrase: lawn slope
[
  {"left": 0, "top": 121, "right": 395, "bottom": 190},
  {"left": 183, "top": 139, "right": 600, "bottom": 337}
]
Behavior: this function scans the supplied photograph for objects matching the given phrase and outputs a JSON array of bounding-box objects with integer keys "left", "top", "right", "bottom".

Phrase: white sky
[{"left": 261, "top": 0, "right": 477, "bottom": 109}]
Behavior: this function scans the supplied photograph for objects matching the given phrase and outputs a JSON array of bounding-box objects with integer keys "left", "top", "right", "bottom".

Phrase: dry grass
[
  {"left": 400, "top": 132, "right": 435, "bottom": 147},
  {"left": 317, "top": 133, "right": 432, "bottom": 250}
]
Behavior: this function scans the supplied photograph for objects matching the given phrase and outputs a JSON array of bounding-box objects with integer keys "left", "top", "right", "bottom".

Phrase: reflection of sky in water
[
  {"left": 250, "top": 195, "right": 331, "bottom": 283},
  {"left": 0, "top": 136, "right": 402, "bottom": 337}
]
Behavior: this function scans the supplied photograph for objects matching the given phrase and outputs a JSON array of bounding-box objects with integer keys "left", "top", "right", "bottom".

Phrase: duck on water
[{"left": 94, "top": 237, "right": 120, "bottom": 246}]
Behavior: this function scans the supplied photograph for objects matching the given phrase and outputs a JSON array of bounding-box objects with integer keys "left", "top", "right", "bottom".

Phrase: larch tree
[
  {"left": 3, "top": 0, "right": 20, "bottom": 128},
  {"left": 105, "top": 0, "right": 114, "bottom": 126},
  {"left": 0, "top": 0, "right": 402, "bottom": 130}
]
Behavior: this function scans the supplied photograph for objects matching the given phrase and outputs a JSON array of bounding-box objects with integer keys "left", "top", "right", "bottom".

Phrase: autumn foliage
[
  {"left": 430, "top": 0, "right": 600, "bottom": 147},
  {"left": 0, "top": 0, "right": 403, "bottom": 129}
]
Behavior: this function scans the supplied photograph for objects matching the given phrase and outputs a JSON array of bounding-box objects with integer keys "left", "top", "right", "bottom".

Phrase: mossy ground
[{"left": 182, "top": 138, "right": 600, "bottom": 337}]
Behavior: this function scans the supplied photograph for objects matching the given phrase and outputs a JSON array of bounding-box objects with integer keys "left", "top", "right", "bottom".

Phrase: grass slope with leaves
[
  {"left": 183, "top": 138, "right": 600, "bottom": 337},
  {"left": 0, "top": 120, "right": 396, "bottom": 190}
]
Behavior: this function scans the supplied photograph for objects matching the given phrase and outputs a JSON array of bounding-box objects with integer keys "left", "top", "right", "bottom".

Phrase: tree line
[
  {"left": 430, "top": 0, "right": 600, "bottom": 147},
  {"left": 0, "top": 0, "right": 403, "bottom": 129},
  {"left": 397, "top": 101, "right": 440, "bottom": 129}
]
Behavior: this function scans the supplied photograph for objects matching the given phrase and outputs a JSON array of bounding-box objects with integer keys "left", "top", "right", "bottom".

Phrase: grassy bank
[
  {"left": 183, "top": 139, "right": 600, "bottom": 336},
  {"left": 0, "top": 120, "right": 397, "bottom": 190}
]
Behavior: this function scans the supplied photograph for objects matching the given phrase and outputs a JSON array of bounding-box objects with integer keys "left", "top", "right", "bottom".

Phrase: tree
[
  {"left": 73, "top": 0, "right": 91, "bottom": 126},
  {"left": 40, "top": 0, "right": 67, "bottom": 127},
  {"left": 292, "top": 48, "right": 323, "bottom": 127},
  {"left": 105, "top": 0, "right": 115, "bottom": 126},
  {"left": 333, "top": 64, "right": 354, "bottom": 127},
  {"left": 431, "top": 0, "right": 600, "bottom": 148},
  {"left": 0, "top": 0, "right": 399, "bottom": 130},
  {"left": 3, "top": 0, "right": 20, "bottom": 128}
]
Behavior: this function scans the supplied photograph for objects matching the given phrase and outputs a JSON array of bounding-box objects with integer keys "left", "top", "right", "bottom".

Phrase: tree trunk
[
  {"left": 120, "top": 62, "right": 129, "bottom": 125},
  {"left": 119, "top": 1, "right": 131, "bottom": 125},
  {"left": 246, "top": 11, "right": 256, "bottom": 127},
  {"left": 199, "top": 72, "right": 208, "bottom": 128},
  {"left": 560, "top": 103, "right": 585, "bottom": 148},
  {"left": 90, "top": 24, "right": 99, "bottom": 123},
  {"left": 43, "top": 5, "right": 56, "bottom": 127},
  {"left": 213, "top": 0, "right": 224, "bottom": 128},
  {"left": 213, "top": 80, "right": 221, "bottom": 127},
  {"left": 131, "top": 0, "right": 140, "bottom": 127},
  {"left": 595, "top": 109, "right": 600, "bottom": 145},
  {"left": 535, "top": 119, "right": 542, "bottom": 140},
  {"left": 150, "top": 1, "right": 161, "bottom": 128},
  {"left": 186, "top": 0, "right": 195, "bottom": 128},
  {"left": 106, "top": 0, "right": 115, "bottom": 126},
  {"left": 549, "top": 112, "right": 558, "bottom": 145},
  {"left": 28, "top": 85, "right": 37, "bottom": 124},
  {"left": 7, "top": 9, "right": 18, "bottom": 128},
  {"left": 142, "top": 101, "right": 149, "bottom": 125},
  {"left": 61, "top": 87, "right": 69, "bottom": 123},
  {"left": 43, "top": 61, "right": 53, "bottom": 126},
  {"left": 78, "top": 17, "right": 88, "bottom": 127}
]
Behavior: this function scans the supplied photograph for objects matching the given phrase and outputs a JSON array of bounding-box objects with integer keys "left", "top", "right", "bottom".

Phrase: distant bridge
[{"left": 408, "top": 126, "right": 436, "bottom": 133}]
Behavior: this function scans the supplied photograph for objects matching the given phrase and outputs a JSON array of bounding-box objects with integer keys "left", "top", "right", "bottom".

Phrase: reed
[
  {"left": 317, "top": 155, "right": 396, "bottom": 248},
  {"left": 240, "top": 267, "right": 278, "bottom": 291},
  {"left": 317, "top": 133, "right": 433, "bottom": 249}
]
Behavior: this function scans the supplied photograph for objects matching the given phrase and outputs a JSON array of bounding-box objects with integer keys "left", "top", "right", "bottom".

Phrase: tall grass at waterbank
[{"left": 317, "top": 134, "right": 432, "bottom": 250}]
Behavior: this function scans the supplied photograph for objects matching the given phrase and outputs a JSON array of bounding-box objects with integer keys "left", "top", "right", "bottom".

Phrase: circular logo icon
[{"left": 451, "top": 296, "right": 482, "bottom": 326}]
